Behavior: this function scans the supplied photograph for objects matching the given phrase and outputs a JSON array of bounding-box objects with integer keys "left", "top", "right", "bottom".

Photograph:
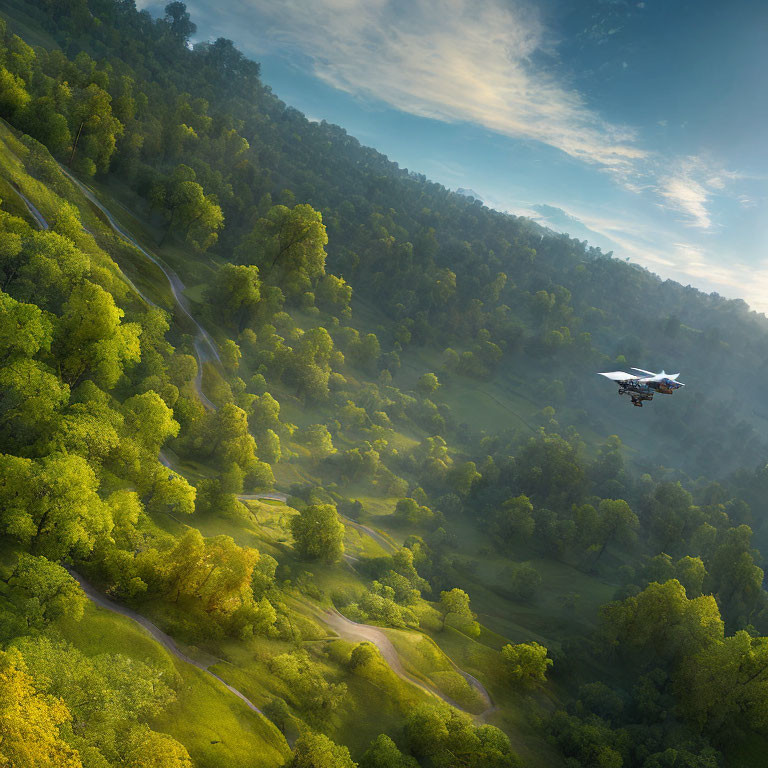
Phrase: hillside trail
[
  {"left": 36, "top": 169, "right": 493, "bottom": 722},
  {"left": 308, "top": 605, "right": 494, "bottom": 719},
  {"left": 13, "top": 182, "right": 163, "bottom": 312},
  {"left": 57, "top": 164, "right": 219, "bottom": 410},
  {"left": 65, "top": 568, "right": 270, "bottom": 720},
  {"left": 13, "top": 184, "right": 49, "bottom": 230}
]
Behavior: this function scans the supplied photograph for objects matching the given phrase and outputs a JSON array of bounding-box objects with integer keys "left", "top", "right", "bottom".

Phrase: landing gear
[{"left": 631, "top": 398, "right": 643, "bottom": 407}]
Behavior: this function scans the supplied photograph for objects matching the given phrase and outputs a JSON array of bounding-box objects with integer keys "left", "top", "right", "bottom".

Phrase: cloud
[
  {"left": 656, "top": 156, "right": 749, "bottom": 230},
  {"left": 206, "top": 0, "right": 646, "bottom": 174},
  {"left": 659, "top": 172, "right": 712, "bottom": 229}
]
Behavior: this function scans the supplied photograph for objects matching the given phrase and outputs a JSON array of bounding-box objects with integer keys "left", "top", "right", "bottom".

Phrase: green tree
[
  {"left": 0, "top": 452, "right": 110, "bottom": 559},
  {"left": 299, "top": 424, "right": 336, "bottom": 459},
  {"left": 675, "top": 630, "right": 768, "bottom": 735},
  {"left": 69, "top": 83, "right": 124, "bottom": 174},
  {"left": 500, "top": 642, "right": 552, "bottom": 690},
  {"left": 56, "top": 281, "right": 141, "bottom": 389},
  {"left": 284, "top": 731, "right": 356, "bottom": 768},
  {"left": 290, "top": 504, "right": 345, "bottom": 563},
  {"left": 236, "top": 204, "right": 328, "bottom": 298},
  {"left": 205, "top": 263, "right": 261, "bottom": 330},
  {"left": 600, "top": 580, "right": 724, "bottom": 667},
  {"left": 3, "top": 554, "right": 86, "bottom": 632},
  {"left": 592, "top": 498, "right": 639, "bottom": 565},
  {"left": 417, "top": 372, "right": 440, "bottom": 395},
  {"left": 123, "top": 391, "right": 179, "bottom": 453},
  {"left": 491, "top": 495, "right": 534, "bottom": 547},
  {"left": 406, "top": 703, "right": 520, "bottom": 767},
  {"left": 359, "top": 734, "right": 417, "bottom": 768},
  {"left": 0, "top": 360, "right": 69, "bottom": 449},
  {"left": 438, "top": 588, "right": 479, "bottom": 635},
  {"left": 159, "top": 165, "right": 223, "bottom": 251},
  {"left": 0, "top": 290, "right": 53, "bottom": 362},
  {"left": 163, "top": 1, "right": 196, "bottom": 42},
  {"left": 0, "top": 65, "right": 30, "bottom": 116}
]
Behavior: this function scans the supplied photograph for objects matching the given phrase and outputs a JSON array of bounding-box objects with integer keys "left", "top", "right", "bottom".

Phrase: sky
[{"left": 140, "top": 0, "right": 768, "bottom": 311}]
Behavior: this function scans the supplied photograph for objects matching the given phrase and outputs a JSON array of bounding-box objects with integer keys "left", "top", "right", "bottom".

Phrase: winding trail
[
  {"left": 13, "top": 180, "right": 159, "bottom": 312},
  {"left": 66, "top": 569, "right": 267, "bottom": 717},
  {"left": 34, "top": 171, "right": 493, "bottom": 723},
  {"left": 318, "top": 608, "right": 494, "bottom": 718},
  {"left": 58, "top": 164, "right": 219, "bottom": 410},
  {"left": 14, "top": 185, "right": 49, "bottom": 230}
]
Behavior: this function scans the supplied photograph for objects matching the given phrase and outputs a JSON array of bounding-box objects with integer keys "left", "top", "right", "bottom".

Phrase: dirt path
[
  {"left": 14, "top": 185, "right": 49, "bottom": 230},
  {"left": 67, "top": 568, "right": 267, "bottom": 717},
  {"left": 58, "top": 165, "right": 219, "bottom": 410},
  {"left": 318, "top": 608, "right": 493, "bottom": 717},
  {"left": 49, "top": 173, "right": 493, "bottom": 722}
]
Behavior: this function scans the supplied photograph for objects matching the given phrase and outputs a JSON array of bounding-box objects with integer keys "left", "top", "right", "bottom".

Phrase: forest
[{"left": 0, "top": 1, "right": 768, "bottom": 767}]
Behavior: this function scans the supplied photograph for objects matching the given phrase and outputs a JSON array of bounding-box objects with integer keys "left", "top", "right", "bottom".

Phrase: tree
[
  {"left": 269, "top": 650, "right": 347, "bottom": 714},
  {"left": 405, "top": 703, "right": 521, "bottom": 767},
  {"left": 648, "top": 482, "right": 696, "bottom": 551},
  {"left": 139, "top": 464, "right": 196, "bottom": 517},
  {"left": 69, "top": 83, "right": 123, "bottom": 174},
  {"left": 675, "top": 555, "right": 707, "bottom": 598},
  {"left": 221, "top": 339, "right": 241, "bottom": 372},
  {"left": 235, "top": 204, "right": 328, "bottom": 298},
  {"left": 394, "top": 497, "right": 433, "bottom": 527},
  {"left": 707, "top": 525, "right": 764, "bottom": 623},
  {"left": 360, "top": 734, "right": 417, "bottom": 768},
  {"left": 158, "top": 166, "right": 223, "bottom": 251},
  {"left": 115, "top": 724, "right": 193, "bottom": 767},
  {"left": 284, "top": 731, "right": 356, "bottom": 768},
  {"left": 0, "top": 290, "right": 53, "bottom": 362},
  {"left": 290, "top": 504, "right": 345, "bottom": 563},
  {"left": 299, "top": 424, "right": 336, "bottom": 459},
  {"left": 56, "top": 281, "right": 141, "bottom": 389},
  {"left": 164, "top": 1, "right": 196, "bottom": 42},
  {"left": 205, "top": 263, "right": 261, "bottom": 330},
  {"left": 0, "top": 453, "right": 111, "bottom": 559},
  {"left": 491, "top": 495, "right": 534, "bottom": 547},
  {"left": 263, "top": 697, "right": 291, "bottom": 733},
  {"left": 592, "top": 499, "right": 639, "bottom": 565},
  {"left": 202, "top": 403, "right": 258, "bottom": 471},
  {"left": 0, "top": 360, "right": 69, "bottom": 450},
  {"left": 316, "top": 274, "right": 352, "bottom": 315},
  {"left": 500, "top": 642, "right": 552, "bottom": 690},
  {"left": 417, "top": 372, "right": 440, "bottom": 395},
  {"left": 0, "top": 65, "right": 30, "bottom": 116},
  {"left": 123, "top": 391, "right": 179, "bottom": 452},
  {"left": 675, "top": 630, "right": 768, "bottom": 735},
  {"left": 447, "top": 461, "right": 481, "bottom": 498},
  {"left": 600, "top": 580, "right": 724, "bottom": 667},
  {"left": 0, "top": 649, "right": 83, "bottom": 768},
  {"left": 4, "top": 554, "right": 86, "bottom": 632},
  {"left": 438, "top": 588, "right": 479, "bottom": 635},
  {"left": 505, "top": 563, "right": 541, "bottom": 603}
]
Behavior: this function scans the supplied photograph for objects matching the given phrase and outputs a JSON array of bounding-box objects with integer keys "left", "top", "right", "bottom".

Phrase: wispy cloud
[
  {"left": 216, "top": 0, "right": 646, "bottom": 173},
  {"left": 656, "top": 156, "right": 738, "bottom": 230}
]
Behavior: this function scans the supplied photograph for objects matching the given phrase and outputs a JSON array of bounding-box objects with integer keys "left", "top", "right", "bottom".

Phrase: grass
[{"left": 55, "top": 606, "right": 290, "bottom": 768}]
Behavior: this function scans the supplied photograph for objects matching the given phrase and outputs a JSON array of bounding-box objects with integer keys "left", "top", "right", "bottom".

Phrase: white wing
[
  {"left": 631, "top": 367, "right": 657, "bottom": 376},
  {"left": 598, "top": 371, "right": 640, "bottom": 382}
]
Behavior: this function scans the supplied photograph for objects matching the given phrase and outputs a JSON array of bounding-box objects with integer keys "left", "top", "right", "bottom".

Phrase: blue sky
[{"left": 141, "top": 0, "right": 768, "bottom": 311}]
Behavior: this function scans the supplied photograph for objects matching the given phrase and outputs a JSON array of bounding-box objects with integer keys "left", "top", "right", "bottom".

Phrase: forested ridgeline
[{"left": 1, "top": 2, "right": 768, "bottom": 768}]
